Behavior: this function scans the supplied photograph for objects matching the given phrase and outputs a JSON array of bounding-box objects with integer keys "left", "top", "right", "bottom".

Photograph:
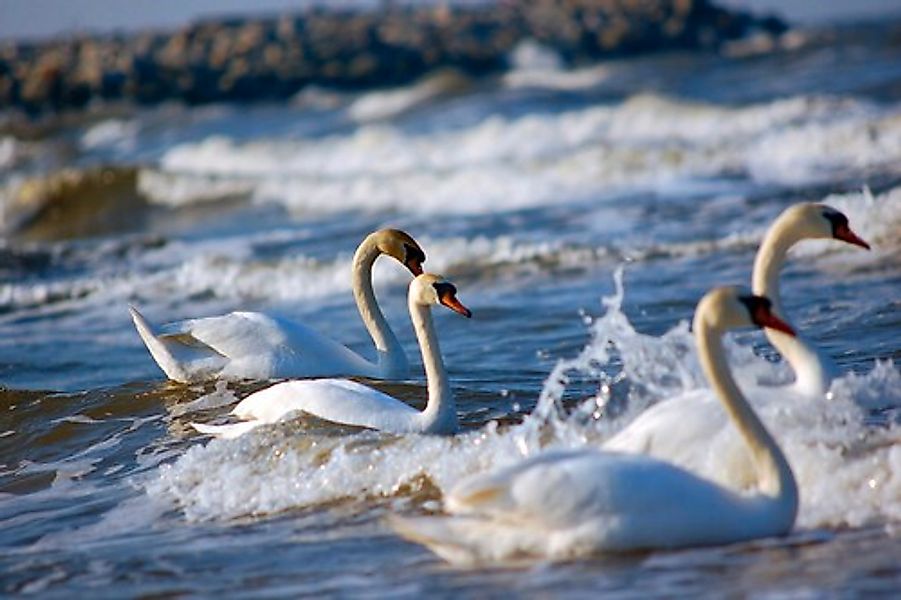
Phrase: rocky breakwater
[{"left": 1, "top": 0, "right": 784, "bottom": 115}]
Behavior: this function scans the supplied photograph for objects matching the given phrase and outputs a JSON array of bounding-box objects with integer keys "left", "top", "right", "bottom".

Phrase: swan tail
[
  {"left": 388, "top": 515, "right": 486, "bottom": 566},
  {"left": 129, "top": 305, "right": 223, "bottom": 383},
  {"left": 191, "top": 420, "right": 263, "bottom": 440},
  {"left": 390, "top": 514, "right": 555, "bottom": 565}
]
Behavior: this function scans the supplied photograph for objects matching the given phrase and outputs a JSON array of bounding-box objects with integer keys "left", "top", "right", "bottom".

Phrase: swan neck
[
  {"left": 409, "top": 299, "right": 456, "bottom": 432},
  {"left": 352, "top": 239, "right": 406, "bottom": 376},
  {"left": 751, "top": 217, "right": 832, "bottom": 396},
  {"left": 694, "top": 315, "right": 798, "bottom": 511},
  {"left": 751, "top": 220, "right": 796, "bottom": 313}
]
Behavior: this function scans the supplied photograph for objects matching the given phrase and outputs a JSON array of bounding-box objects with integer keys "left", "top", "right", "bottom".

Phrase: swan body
[
  {"left": 192, "top": 273, "right": 470, "bottom": 439},
  {"left": 603, "top": 204, "right": 869, "bottom": 486},
  {"left": 130, "top": 229, "right": 426, "bottom": 383},
  {"left": 392, "top": 288, "right": 799, "bottom": 564}
]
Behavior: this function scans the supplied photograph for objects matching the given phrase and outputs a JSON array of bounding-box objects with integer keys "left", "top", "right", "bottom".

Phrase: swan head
[
  {"left": 411, "top": 273, "right": 472, "bottom": 318},
  {"left": 778, "top": 203, "right": 870, "bottom": 250},
  {"left": 696, "top": 287, "right": 795, "bottom": 337},
  {"left": 371, "top": 229, "right": 426, "bottom": 275}
]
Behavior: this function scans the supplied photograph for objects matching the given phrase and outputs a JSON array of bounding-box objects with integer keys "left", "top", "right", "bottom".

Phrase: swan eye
[
  {"left": 822, "top": 210, "right": 847, "bottom": 233},
  {"left": 433, "top": 282, "right": 457, "bottom": 297},
  {"left": 433, "top": 282, "right": 471, "bottom": 318},
  {"left": 738, "top": 294, "right": 771, "bottom": 320}
]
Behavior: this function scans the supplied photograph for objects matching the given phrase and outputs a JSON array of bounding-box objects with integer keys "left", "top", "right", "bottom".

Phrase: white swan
[
  {"left": 391, "top": 287, "right": 798, "bottom": 564},
  {"left": 751, "top": 203, "right": 868, "bottom": 396},
  {"left": 603, "top": 203, "right": 869, "bottom": 486},
  {"left": 130, "top": 229, "right": 427, "bottom": 383},
  {"left": 191, "top": 273, "right": 470, "bottom": 439}
]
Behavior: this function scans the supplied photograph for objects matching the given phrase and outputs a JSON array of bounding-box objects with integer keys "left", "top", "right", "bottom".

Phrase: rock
[{"left": 0, "top": 1, "right": 786, "bottom": 117}]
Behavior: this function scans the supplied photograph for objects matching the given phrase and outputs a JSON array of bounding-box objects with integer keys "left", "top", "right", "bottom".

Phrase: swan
[
  {"left": 129, "top": 229, "right": 427, "bottom": 383},
  {"left": 391, "top": 287, "right": 798, "bottom": 564},
  {"left": 751, "top": 203, "right": 868, "bottom": 396},
  {"left": 603, "top": 203, "right": 869, "bottom": 486},
  {"left": 191, "top": 273, "right": 471, "bottom": 439}
]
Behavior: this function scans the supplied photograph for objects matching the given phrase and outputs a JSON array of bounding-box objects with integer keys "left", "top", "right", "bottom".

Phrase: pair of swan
[
  {"left": 192, "top": 273, "right": 471, "bottom": 438},
  {"left": 391, "top": 287, "right": 800, "bottom": 563},
  {"left": 130, "top": 229, "right": 427, "bottom": 382},
  {"left": 603, "top": 203, "right": 869, "bottom": 487},
  {"left": 388, "top": 205, "right": 869, "bottom": 563}
]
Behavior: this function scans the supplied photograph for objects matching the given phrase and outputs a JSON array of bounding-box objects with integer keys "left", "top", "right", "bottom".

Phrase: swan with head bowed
[
  {"left": 391, "top": 287, "right": 798, "bottom": 564},
  {"left": 191, "top": 273, "right": 470, "bottom": 439},
  {"left": 130, "top": 229, "right": 427, "bottom": 383},
  {"left": 602, "top": 203, "right": 869, "bottom": 487}
]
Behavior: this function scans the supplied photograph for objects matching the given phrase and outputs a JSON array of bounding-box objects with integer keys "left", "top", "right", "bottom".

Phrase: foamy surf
[
  {"left": 139, "top": 94, "right": 901, "bottom": 214},
  {"left": 3, "top": 183, "right": 897, "bottom": 320}
]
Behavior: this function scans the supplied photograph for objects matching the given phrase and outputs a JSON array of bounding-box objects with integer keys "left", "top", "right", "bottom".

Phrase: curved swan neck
[
  {"left": 409, "top": 299, "right": 456, "bottom": 432},
  {"left": 352, "top": 238, "right": 407, "bottom": 376},
  {"left": 751, "top": 218, "right": 798, "bottom": 313},
  {"left": 694, "top": 315, "right": 798, "bottom": 511},
  {"left": 751, "top": 213, "right": 834, "bottom": 396}
]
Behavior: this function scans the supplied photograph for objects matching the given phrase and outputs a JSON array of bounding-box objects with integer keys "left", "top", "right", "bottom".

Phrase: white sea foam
[
  {"left": 146, "top": 270, "right": 901, "bottom": 531},
  {"left": 79, "top": 119, "right": 140, "bottom": 152},
  {"left": 347, "top": 69, "right": 471, "bottom": 122},
  {"left": 3, "top": 182, "right": 897, "bottom": 316},
  {"left": 0, "top": 136, "right": 19, "bottom": 171},
  {"left": 137, "top": 169, "right": 255, "bottom": 206},
  {"left": 502, "top": 39, "right": 613, "bottom": 91},
  {"left": 0, "top": 233, "right": 577, "bottom": 314},
  {"left": 141, "top": 93, "right": 901, "bottom": 215}
]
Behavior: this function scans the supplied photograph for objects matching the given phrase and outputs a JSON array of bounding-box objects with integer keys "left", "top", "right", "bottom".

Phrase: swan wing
[
  {"left": 133, "top": 308, "right": 379, "bottom": 381},
  {"left": 604, "top": 390, "right": 727, "bottom": 466},
  {"left": 130, "top": 306, "right": 228, "bottom": 382}
]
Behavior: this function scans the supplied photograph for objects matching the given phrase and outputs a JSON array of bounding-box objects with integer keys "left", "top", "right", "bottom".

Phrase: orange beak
[
  {"left": 439, "top": 292, "right": 472, "bottom": 318},
  {"left": 834, "top": 222, "right": 871, "bottom": 250}
]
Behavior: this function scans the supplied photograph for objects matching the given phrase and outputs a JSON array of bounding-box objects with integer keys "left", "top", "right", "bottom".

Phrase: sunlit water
[{"left": 2, "top": 20, "right": 901, "bottom": 596}]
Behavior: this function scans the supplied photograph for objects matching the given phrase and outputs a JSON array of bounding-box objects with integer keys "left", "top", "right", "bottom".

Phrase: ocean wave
[
  {"left": 79, "top": 119, "right": 140, "bottom": 152},
  {"left": 140, "top": 93, "right": 901, "bottom": 215},
  {"left": 3, "top": 184, "right": 897, "bottom": 316},
  {"left": 503, "top": 40, "right": 611, "bottom": 91},
  {"left": 347, "top": 69, "right": 472, "bottom": 123}
]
